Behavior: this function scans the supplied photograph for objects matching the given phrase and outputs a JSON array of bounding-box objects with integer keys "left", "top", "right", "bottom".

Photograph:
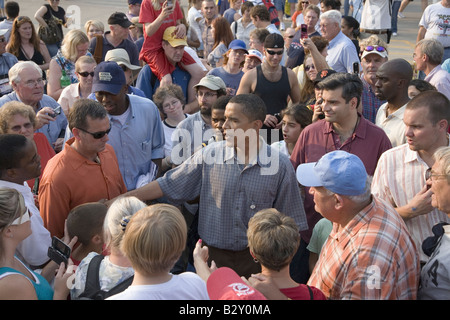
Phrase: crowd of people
[{"left": 0, "top": 0, "right": 449, "bottom": 301}]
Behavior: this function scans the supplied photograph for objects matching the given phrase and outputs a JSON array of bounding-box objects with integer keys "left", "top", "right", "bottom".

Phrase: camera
[
  {"left": 47, "top": 236, "right": 71, "bottom": 265},
  {"left": 49, "top": 106, "right": 61, "bottom": 118}
]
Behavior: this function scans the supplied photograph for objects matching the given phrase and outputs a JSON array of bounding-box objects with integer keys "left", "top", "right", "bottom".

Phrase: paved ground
[{"left": 18, "top": 0, "right": 424, "bottom": 64}]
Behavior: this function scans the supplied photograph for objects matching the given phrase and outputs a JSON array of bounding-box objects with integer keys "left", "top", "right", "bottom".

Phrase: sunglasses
[
  {"left": 78, "top": 71, "right": 95, "bottom": 77},
  {"left": 266, "top": 49, "right": 284, "bottom": 55},
  {"left": 365, "top": 46, "right": 386, "bottom": 53},
  {"left": 305, "top": 64, "right": 315, "bottom": 71},
  {"left": 11, "top": 209, "right": 31, "bottom": 226},
  {"left": 77, "top": 126, "right": 111, "bottom": 139}
]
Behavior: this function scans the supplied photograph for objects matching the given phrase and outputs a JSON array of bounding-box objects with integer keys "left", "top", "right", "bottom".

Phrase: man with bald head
[{"left": 374, "top": 58, "right": 413, "bottom": 147}]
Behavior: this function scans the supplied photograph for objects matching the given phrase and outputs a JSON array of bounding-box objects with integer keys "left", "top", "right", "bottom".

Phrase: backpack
[
  {"left": 77, "top": 254, "right": 133, "bottom": 300},
  {"left": 260, "top": 0, "right": 280, "bottom": 28}
]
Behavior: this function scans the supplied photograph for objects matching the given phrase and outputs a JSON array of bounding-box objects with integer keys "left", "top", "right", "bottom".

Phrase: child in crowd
[
  {"left": 66, "top": 202, "right": 108, "bottom": 265},
  {"left": 139, "top": 0, "right": 204, "bottom": 103},
  {"left": 246, "top": 209, "right": 326, "bottom": 300},
  {"left": 107, "top": 203, "right": 209, "bottom": 300},
  {"left": 271, "top": 104, "right": 313, "bottom": 155}
]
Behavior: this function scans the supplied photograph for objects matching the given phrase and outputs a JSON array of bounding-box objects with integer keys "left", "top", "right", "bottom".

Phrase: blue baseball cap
[
  {"left": 228, "top": 39, "right": 248, "bottom": 53},
  {"left": 296, "top": 151, "right": 367, "bottom": 196},
  {"left": 92, "top": 61, "right": 126, "bottom": 95}
]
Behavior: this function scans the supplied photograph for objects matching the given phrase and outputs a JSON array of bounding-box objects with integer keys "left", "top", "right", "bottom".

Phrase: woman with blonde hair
[
  {"left": 84, "top": 20, "right": 104, "bottom": 41},
  {"left": 107, "top": 203, "right": 209, "bottom": 300},
  {"left": 71, "top": 196, "right": 146, "bottom": 299},
  {"left": 47, "top": 29, "right": 91, "bottom": 101},
  {"left": 0, "top": 187, "right": 75, "bottom": 300},
  {"left": 7, "top": 16, "right": 51, "bottom": 79}
]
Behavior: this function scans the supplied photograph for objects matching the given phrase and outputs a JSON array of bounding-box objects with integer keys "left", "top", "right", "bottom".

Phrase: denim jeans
[{"left": 391, "top": 1, "right": 401, "bottom": 33}]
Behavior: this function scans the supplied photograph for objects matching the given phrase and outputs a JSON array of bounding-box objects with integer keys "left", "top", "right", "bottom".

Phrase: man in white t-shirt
[{"left": 417, "top": 0, "right": 450, "bottom": 63}]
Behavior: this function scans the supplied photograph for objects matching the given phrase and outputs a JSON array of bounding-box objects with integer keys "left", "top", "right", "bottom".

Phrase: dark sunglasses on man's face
[
  {"left": 77, "top": 127, "right": 111, "bottom": 139},
  {"left": 266, "top": 49, "right": 284, "bottom": 55},
  {"left": 78, "top": 71, "right": 95, "bottom": 77}
]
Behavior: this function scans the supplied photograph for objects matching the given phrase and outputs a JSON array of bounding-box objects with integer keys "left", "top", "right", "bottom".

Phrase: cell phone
[
  {"left": 50, "top": 105, "right": 62, "bottom": 118},
  {"left": 167, "top": 0, "right": 173, "bottom": 8},
  {"left": 353, "top": 62, "right": 359, "bottom": 74},
  {"left": 300, "top": 24, "right": 308, "bottom": 39},
  {"left": 274, "top": 113, "right": 282, "bottom": 122},
  {"left": 47, "top": 236, "right": 71, "bottom": 265}
]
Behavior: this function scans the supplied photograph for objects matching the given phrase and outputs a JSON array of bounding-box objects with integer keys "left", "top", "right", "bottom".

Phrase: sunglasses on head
[
  {"left": 266, "top": 49, "right": 284, "bottom": 55},
  {"left": 77, "top": 126, "right": 111, "bottom": 139},
  {"left": 78, "top": 71, "right": 95, "bottom": 77},
  {"left": 365, "top": 46, "right": 386, "bottom": 53}
]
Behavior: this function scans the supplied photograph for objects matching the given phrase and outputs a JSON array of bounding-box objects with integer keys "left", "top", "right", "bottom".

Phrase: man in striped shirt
[
  {"left": 298, "top": 150, "right": 420, "bottom": 299},
  {"left": 372, "top": 91, "right": 450, "bottom": 263}
]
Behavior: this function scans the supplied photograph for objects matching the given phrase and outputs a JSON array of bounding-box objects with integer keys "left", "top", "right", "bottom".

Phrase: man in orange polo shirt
[{"left": 39, "top": 99, "right": 126, "bottom": 239}]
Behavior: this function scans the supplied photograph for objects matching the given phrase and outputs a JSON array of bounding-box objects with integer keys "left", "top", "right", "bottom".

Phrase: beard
[{"left": 200, "top": 105, "right": 211, "bottom": 117}]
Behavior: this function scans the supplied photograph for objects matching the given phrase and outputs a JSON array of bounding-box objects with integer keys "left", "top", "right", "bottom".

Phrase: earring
[{"left": 253, "top": 257, "right": 258, "bottom": 263}]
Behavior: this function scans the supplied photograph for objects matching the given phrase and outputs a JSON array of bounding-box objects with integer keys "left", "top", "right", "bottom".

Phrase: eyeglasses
[
  {"left": 305, "top": 64, "right": 315, "bottom": 71},
  {"left": 196, "top": 91, "right": 217, "bottom": 98},
  {"left": 365, "top": 46, "right": 386, "bottom": 53},
  {"left": 425, "top": 168, "right": 448, "bottom": 181},
  {"left": 78, "top": 71, "right": 95, "bottom": 77},
  {"left": 266, "top": 49, "right": 284, "bottom": 55},
  {"left": 23, "top": 78, "right": 46, "bottom": 88},
  {"left": 11, "top": 209, "right": 30, "bottom": 226},
  {"left": 77, "top": 126, "right": 111, "bottom": 139}
]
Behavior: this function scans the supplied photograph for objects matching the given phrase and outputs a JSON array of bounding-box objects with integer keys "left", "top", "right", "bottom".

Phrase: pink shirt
[{"left": 290, "top": 115, "right": 392, "bottom": 242}]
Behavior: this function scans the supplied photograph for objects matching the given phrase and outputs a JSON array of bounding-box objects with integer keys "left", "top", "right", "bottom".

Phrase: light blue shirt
[
  {"left": 326, "top": 31, "right": 360, "bottom": 73},
  {"left": 0, "top": 92, "right": 67, "bottom": 147},
  {"left": 107, "top": 94, "right": 165, "bottom": 191}
]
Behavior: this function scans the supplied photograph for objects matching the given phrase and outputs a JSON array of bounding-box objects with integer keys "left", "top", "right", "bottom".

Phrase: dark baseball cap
[
  {"left": 108, "top": 12, "right": 133, "bottom": 28},
  {"left": 92, "top": 61, "right": 127, "bottom": 95},
  {"left": 264, "top": 33, "right": 284, "bottom": 49},
  {"left": 313, "top": 69, "right": 337, "bottom": 84}
]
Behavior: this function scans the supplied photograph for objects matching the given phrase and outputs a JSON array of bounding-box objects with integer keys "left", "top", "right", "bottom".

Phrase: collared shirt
[
  {"left": 371, "top": 139, "right": 450, "bottom": 262},
  {"left": 0, "top": 180, "right": 51, "bottom": 267},
  {"left": 308, "top": 197, "right": 420, "bottom": 300},
  {"left": 361, "top": 76, "right": 385, "bottom": 124},
  {"left": 375, "top": 102, "right": 407, "bottom": 147},
  {"left": 326, "top": 31, "right": 360, "bottom": 73},
  {"left": 0, "top": 92, "right": 68, "bottom": 147},
  {"left": 39, "top": 137, "right": 126, "bottom": 238},
  {"left": 171, "top": 111, "right": 213, "bottom": 165},
  {"left": 0, "top": 53, "right": 18, "bottom": 96},
  {"left": 200, "top": 16, "right": 217, "bottom": 58},
  {"left": 290, "top": 116, "right": 392, "bottom": 242},
  {"left": 158, "top": 140, "right": 308, "bottom": 251},
  {"left": 425, "top": 65, "right": 450, "bottom": 100},
  {"left": 230, "top": 18, "right": 256, "bottom": 48},
  {"left": 107, "top": 94, "right": 165, "bottom": 191}
]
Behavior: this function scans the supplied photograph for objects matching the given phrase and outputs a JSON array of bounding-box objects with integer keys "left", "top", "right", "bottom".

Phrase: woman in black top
[
  {"left": 7, "top": 16, "right": 51, "bottom": 80},
  {"left": 34, "top": 0, "right": 67, "bottom": 58}
]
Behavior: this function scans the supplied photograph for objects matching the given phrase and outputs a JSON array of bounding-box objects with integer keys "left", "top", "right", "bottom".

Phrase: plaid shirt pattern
[{"left": 308, "top": 197, "right": 420, "bottom": 300}]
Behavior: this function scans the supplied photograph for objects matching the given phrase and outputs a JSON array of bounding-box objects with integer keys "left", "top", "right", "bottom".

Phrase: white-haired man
[{"left": 319, "top": 10, "right": 360, "bottom": 73}]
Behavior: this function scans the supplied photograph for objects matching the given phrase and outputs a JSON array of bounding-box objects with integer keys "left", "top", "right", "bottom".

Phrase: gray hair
[
  {"left": 8, "top": 61, "right": 43, "bottom": 85},
  {"left": 326, "top": 176, "right": 373, "bottom": 204},
  {"left": 103, "top": 196, "right": 147, "bottom": 250},
  {"left": 433, "top": 146, "right": 450, "bottom": 184},
  {"left": 416, "top": 39, "right": 444, "bottom": 65},
  {"left": 320, "top": 9, "right": 342, "bottom": 27}
]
